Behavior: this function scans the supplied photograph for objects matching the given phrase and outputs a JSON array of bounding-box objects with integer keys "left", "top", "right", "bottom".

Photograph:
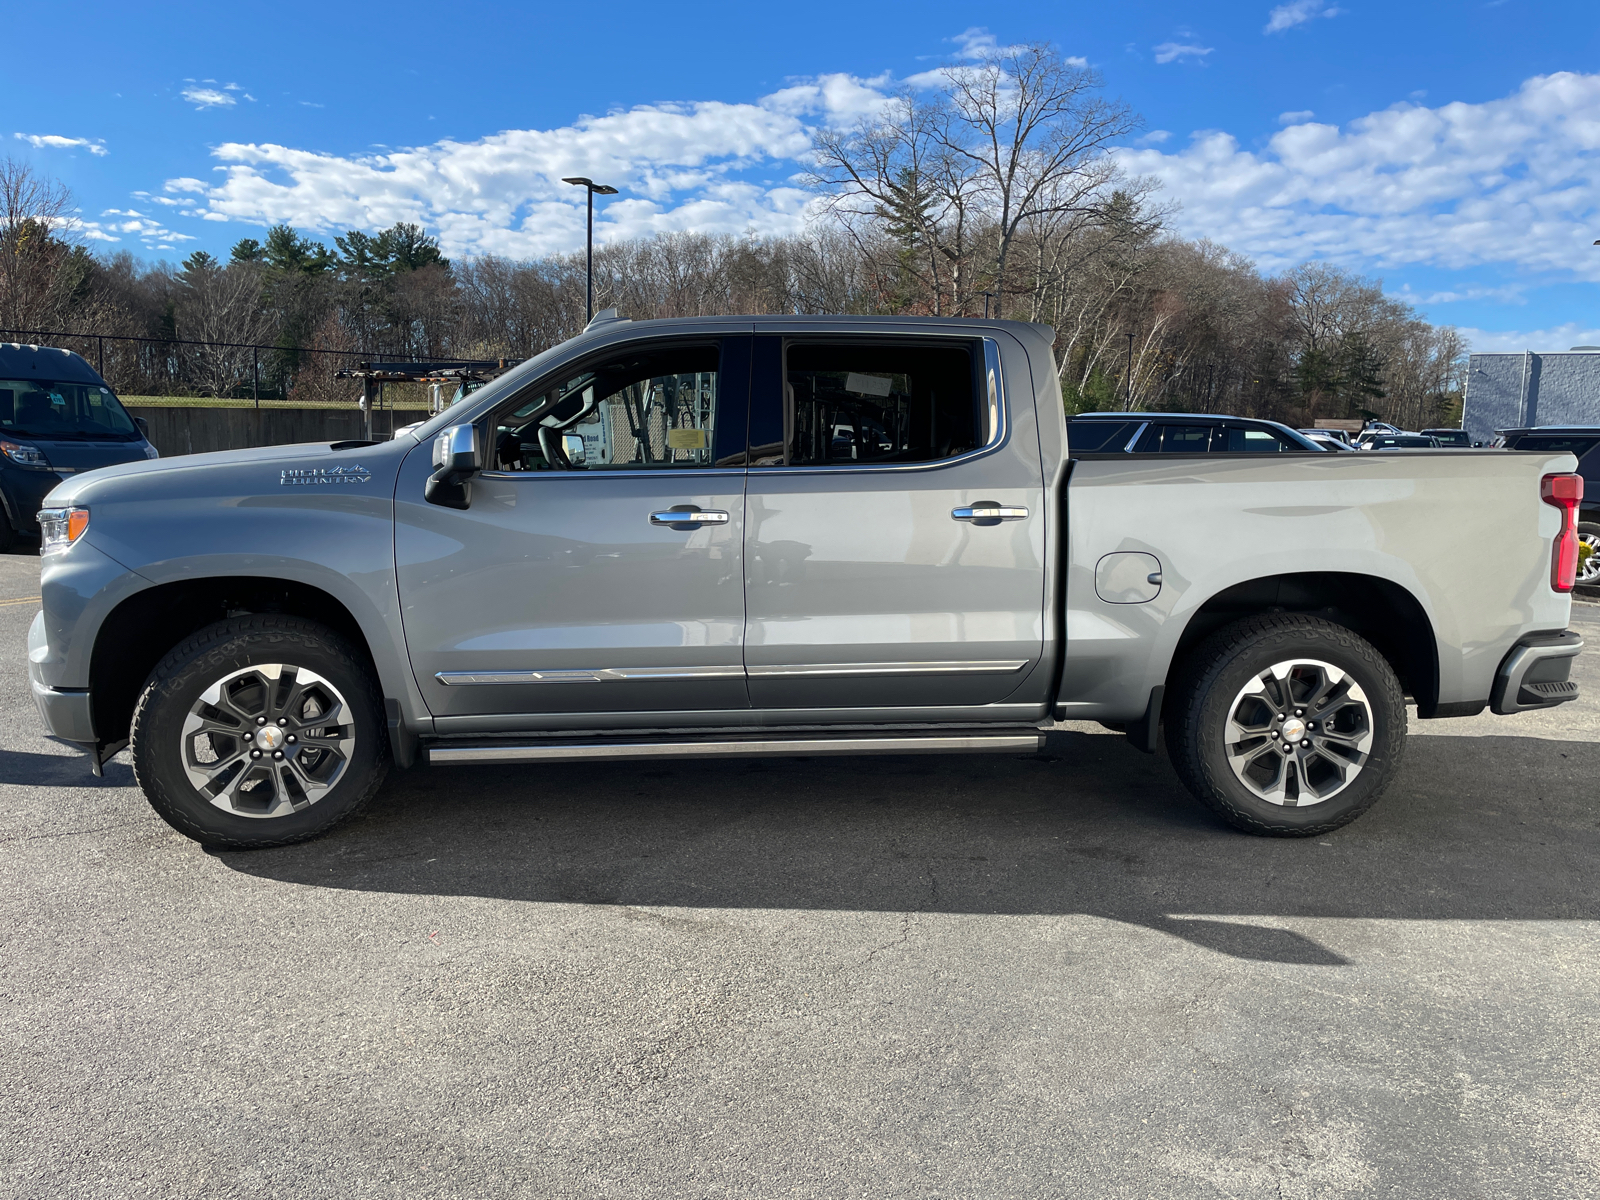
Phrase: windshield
[{"left": 0, "top": 378, "right": 140, "bottom": 440}]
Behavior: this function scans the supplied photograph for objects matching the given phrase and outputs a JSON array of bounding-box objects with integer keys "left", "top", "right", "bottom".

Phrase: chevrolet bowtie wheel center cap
[{"left": 255, "top": 726, "right": 287, "bottom": 751}]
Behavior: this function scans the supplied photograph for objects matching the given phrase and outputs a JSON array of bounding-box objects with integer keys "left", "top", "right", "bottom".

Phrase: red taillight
[{"left": 1542, "top": 473, "right": 1584, "bottom": 592}]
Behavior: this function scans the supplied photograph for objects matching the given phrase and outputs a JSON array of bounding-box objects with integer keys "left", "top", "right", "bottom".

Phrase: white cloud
[
  {"left": 14, "top": 132, "right": 108, "bottom": 156},
  {"left": 176, "top": 86, "right": 881, "bottom": 256},
  {"left": 1265, "top": 0, "right": 1342, "bottom": 33},
  {"left": 1154, "top": 42, "right": 1214, "bottom": 65},
  {"left": 1459, "top": 323, "right": 1600, "bottom": 353},
  {"left": 1114, "top": 72, "right": 1600, "bottom": 279},
  {"left": 72, "top": 208, "right": 196, "bottom": 250},
  {"left": 182, "top": 86, "right": 235, "bottom": 109},
  {"left": 1278, "top": 110, "right": 1316, "bottom": 124}
]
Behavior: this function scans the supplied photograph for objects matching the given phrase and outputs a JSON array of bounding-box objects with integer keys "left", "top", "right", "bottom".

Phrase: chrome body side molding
[
  {"left": 439, "top": 660, "right": 1028, "bottom": 685},
  {"left": 436, "top": 665, "right": 745, "bottom": 686},
  {"left": 745, "top": 660, "right": 1029, "bottom": 678}
]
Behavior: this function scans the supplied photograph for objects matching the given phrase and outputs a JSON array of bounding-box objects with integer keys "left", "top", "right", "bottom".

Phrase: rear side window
[
  {"left": 1158, "top": 424, "right": 1213, "bottom": 453},
  {"left": 1067, "top": 419, "right": 1137, "bottom": 452},
  {"left": 1218, "top": 427, "right": 1288, "bottom": 453},
  {"left": 773, "top": 342, "right": 980, "bottom": 467},
  {"left": 1131, "top": 423, "right": 1216, "bottom": 453}
]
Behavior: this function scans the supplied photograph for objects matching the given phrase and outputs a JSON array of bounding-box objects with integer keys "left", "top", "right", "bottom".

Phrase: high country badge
[{"left": 281, "top": 465, "right": 373, "bottom": 486}]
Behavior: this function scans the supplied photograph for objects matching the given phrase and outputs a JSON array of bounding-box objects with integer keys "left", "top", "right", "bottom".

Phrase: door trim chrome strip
[
  {"left": 436, "top": 665, "right": 745, "bottom": 686},
  {"left": 438, "top": 660, "right": 1028, "bottom": 685},
  {"left": 746, "top": 660, "right": 1029, "bottom": 678},
  {"left": 429, "top": 733, "right": 1043, "bottom": 765}
]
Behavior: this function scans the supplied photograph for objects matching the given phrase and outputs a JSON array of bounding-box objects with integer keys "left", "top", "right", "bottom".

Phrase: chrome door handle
[
  {"left": 650, "top": 507, "right": 729, "bottom": 529},
  {"left": 952, "top": 503, "right": 1029, "bottom": 524}
]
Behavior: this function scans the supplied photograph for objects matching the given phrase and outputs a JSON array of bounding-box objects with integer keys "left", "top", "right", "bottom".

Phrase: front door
[
  {"left": 742, "top": 334, "right": 1048, "bottom": 713},
  {"left": 396, "top": 336, "right": 751, "bottom": 723}
]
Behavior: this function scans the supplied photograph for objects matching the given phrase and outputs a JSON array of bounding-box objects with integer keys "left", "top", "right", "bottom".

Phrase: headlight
[
  {"left": 38, "top": 507, "right": 89, "bottom": 555},
  {"left": 1, "top": 440, "right": 50, "bottom": 468},
  {"left": 144, "top": 444, "right": 160, "bottom": 459}
]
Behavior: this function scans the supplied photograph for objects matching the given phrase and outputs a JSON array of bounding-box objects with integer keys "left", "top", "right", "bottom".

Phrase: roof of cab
[{"left": 0, "top": 343, "right": 106, "bottom": 386}]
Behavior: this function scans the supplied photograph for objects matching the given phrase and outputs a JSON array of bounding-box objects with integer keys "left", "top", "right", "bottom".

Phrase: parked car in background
[
  {"left": 1421, "top": 428, "right": 1474, "bottom": 448},
  {"left": 0, "top": 343, "right": 158, "bottom": 551},
  {"left": 1299, "top": 429, "right": 1359, "bottom": 452},
  {"left": 1068, "top": 411, "right": 1324, "bottom": 453},
  {"left": 1500, "top": 426, "right": 1600, "bottom": 585},
  {"left": 1352, "top": 422, "right": 1404, "bottom": 448},
  {"left": 1360, "top": 434, "right": 1442, "bottom": 450}
]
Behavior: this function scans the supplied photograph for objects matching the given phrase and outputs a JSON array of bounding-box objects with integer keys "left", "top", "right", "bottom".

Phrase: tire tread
[
  {"left": 130, "top": 614, "right": 389, "bottom": 849},
  {"left": 1165, "top": 612, "right": 1405, "bottom": 837}
]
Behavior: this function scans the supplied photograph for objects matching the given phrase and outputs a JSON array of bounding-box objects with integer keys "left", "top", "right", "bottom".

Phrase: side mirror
[
  {"left": 133, "top": 416, "right": 149, "bottom": 437},
  {"left": 561, "top": 433, "right": 586, "bottom": 465},
  {"left": 425, "top": 423, "right": 480, "bottom": 510}
]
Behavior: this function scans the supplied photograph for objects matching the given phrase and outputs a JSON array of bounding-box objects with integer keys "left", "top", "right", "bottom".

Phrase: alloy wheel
[
  {"left": 179, "top": 663, "right": 356, "bottom": 818},
  {"left": 1224, "top": 658, "right": 1374, "bottom": 807}
]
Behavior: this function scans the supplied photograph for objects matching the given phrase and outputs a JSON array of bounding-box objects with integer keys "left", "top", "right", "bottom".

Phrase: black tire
[
  {"left": 131, "top": 615, "right": 390, "bottom": 848},
  {"left": 1165, "top": 613, "right": 1406, "bottom": 837},
  {"left": 0, "top": 506, "right": 15, "bottom": 554},
  {"left": 1576, "top": 522, "right": 1600, "bottom": 588}
]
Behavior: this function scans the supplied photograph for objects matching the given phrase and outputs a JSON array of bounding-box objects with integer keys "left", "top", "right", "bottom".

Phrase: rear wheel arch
[{"left": 1162, "top": 571, "right": 1439, "bottom": 716}]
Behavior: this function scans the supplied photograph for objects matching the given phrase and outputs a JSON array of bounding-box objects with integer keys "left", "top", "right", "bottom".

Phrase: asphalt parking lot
[{"left": 2, "top": 548, "right": 1596, "bottom": 1199}]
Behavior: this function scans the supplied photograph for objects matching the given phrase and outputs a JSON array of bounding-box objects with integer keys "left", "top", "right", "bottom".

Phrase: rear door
[{"left": 741, "top": 333, "right": 1047, "bottom": 713}]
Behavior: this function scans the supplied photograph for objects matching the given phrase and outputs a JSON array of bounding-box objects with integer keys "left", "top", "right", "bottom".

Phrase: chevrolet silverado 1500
[{"left": 27, "top": 314, "right": 1585, "bottom": 847}]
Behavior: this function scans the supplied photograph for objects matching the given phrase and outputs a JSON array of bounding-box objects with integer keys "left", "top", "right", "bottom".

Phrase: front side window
[
  {"left": 0, "top": 379, "right": 139, "bottom": 440},
  {"left": 490, "top": 343, "right": 726, "bottom": 471},
  {"left": 757, "top": 341, "right": 983, "bottom": 467},
  {"left": 1067, "top": 419, "right": 1138, "bottom": 452}
]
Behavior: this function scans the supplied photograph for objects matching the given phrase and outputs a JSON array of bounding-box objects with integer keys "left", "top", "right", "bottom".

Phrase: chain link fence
[{"left": 0, "top": 327, "right": 461, "bottom": 413}]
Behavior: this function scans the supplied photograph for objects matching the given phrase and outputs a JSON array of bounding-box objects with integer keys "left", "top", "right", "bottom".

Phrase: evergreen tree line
[{"left": 0, "top": 41, "right": 1465, "bottom": 425}]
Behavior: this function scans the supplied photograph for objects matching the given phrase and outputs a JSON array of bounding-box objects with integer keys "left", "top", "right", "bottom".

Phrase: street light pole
[
  {"left": 562, "top": 176, "right": 619, "bottom": 323},
  {"left": 1126, "top": 329, "right": 1135, "bottom": 410}
]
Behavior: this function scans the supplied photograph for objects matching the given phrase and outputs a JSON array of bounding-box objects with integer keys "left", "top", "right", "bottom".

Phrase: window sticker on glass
[
  {"left": 666, "top": 427, "right": 708, "bottom": 450},
  {"left": 845, "top": 372, "right": 894, "bottom": 397}
]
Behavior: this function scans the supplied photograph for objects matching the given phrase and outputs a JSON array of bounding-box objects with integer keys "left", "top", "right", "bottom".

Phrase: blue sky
[{"left": 8, "top": 0, "right": 1600, "bottom": 350}]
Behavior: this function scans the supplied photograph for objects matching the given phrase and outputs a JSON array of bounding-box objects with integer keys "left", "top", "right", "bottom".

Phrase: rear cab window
[{"left": 749, "top": 339, "right": 989, "bottom": 468}]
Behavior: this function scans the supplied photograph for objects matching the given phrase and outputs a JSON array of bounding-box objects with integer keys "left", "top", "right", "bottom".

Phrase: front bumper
[
  {"left": 28, "top": 609, "right": 95, "bottom": 744},
  {"left": 1490, "top": 630, "right": 1583, "bottom": 715}
]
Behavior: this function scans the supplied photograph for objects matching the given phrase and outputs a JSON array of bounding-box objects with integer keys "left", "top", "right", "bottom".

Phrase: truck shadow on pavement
[
  {"left": 216, "top": 730, "right": 1597, "bottom": 965},
  {"left": 0, "top": 746, "right": 134, "bottom": 787}
]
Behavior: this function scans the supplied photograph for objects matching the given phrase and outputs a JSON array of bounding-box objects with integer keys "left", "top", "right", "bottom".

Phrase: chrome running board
[{"left": 426, "top": 730, "right": 1043, "bottom": 766}]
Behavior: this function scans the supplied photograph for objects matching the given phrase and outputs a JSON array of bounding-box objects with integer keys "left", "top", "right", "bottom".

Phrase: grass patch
[{"left": 119, "top": 395, "right": 431, "bottom": 411}]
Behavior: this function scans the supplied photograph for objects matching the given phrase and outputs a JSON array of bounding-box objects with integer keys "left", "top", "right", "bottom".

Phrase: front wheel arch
[{"left": 89, "top": 577, "right": 384, "bottom": 757}]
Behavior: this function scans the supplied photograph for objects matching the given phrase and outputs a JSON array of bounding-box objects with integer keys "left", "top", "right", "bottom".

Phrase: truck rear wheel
[
  {"left": 1165, "top": 613, "right": 1406, "bottom": 836},
  {"left": 130, "top": 616, "right": 390, "bottom": 849}
]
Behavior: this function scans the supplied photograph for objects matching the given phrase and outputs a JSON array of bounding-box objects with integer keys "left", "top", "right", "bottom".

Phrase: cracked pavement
[{"left": 1, "top": 549, "right": 1597, "bottom": 1198}]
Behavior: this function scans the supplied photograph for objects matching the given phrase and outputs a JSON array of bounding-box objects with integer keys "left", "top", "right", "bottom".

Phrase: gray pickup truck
[{"left": 27, "top": 315, "right": 1585, "bottom": 848}]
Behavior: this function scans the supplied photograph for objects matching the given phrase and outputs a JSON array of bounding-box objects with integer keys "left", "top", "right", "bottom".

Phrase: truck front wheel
[
  {"left": 1165, "top": 613, "right": 1407, "bottom": 836},
  {"left": 130, "top": 616, "right": 390, "bottom": 848}
]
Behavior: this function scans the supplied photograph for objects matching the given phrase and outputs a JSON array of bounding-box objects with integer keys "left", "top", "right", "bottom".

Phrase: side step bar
[{"left": 427, "top": 730, "right": 1044, "bottom": 766}]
